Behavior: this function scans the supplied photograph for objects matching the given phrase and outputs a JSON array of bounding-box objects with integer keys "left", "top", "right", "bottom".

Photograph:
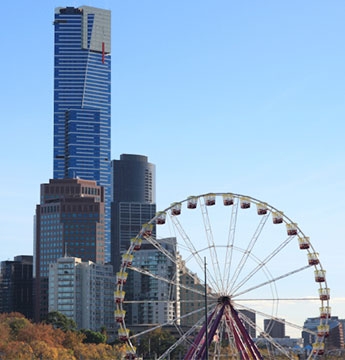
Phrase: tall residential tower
[
  {"left": 53, "top": 6, "right": 111, "bottom": 261},
  {"left": 49, "top": 256, "right": 115, "bottom": 336}
]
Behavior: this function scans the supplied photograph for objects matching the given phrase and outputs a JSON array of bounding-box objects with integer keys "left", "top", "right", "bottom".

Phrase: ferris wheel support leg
[
  {"left": 198, "top": 304, "right": 226, "bottom": 360},
  {"left": 228, "top": 304, "right": 263, "bottom": 360},
  {"left": 184, "top": 308, "right": 217, "bottom": 360},
  {"left": 231, "top": 326, "right": 251, "bottom": 360}
]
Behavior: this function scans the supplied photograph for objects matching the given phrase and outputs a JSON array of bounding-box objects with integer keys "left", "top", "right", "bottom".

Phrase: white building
[{"left": 48, "top": 256, "right": 115, "bottom": 334}]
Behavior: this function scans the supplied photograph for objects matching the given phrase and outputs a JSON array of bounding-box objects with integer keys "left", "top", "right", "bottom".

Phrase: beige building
[
  {"left": 49, "top": 256, "right": 115, "bottom": 335},
  {"left": 179, "top": 260, "right": 208, "bottom": 327}
]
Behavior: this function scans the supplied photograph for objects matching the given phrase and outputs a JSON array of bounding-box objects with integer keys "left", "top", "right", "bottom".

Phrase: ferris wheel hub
[{"left": 217, "top": 295, "right": 231, "bottom": 305}]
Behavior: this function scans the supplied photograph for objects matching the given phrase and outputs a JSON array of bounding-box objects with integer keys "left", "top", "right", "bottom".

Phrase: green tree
[
  {"left": 2, "top": 313, "right": 31, "bottom": 340},
  {"left": 45, "top": 311, "right": 77, "bottom": 332},
  {"left": 80, "top": 329, "right": 107, "bottom": 344}
]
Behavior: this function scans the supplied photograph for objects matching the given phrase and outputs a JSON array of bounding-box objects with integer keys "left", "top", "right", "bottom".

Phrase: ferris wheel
[{"left": 115, "top": 192, "right": 330, "bottom": 360}]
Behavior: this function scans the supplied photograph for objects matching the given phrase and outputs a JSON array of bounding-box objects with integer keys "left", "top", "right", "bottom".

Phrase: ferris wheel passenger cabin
[
  {"left": 130, "top": 237, "right": 142, "bottom": 250},
  {"left": 142, "top": 223, "right": 153, "bottom": 237},
  {"left": 317, "top": 324, "right": 330, "bottom": 338},
  {"left": 320, "top": 306, "right": 331, "bottom": 319},
  {"left": 319, "top": 288, "right": 330, "bottom": 301},
  {"left": 115, "top": 290, "right": 125, "bottom": 303},
  {"left": 116, "top": 271, "right": 128, "bottom": 285},
  {"left": 272, "top": 211, "right": 283, "bottom": 224},
  {"left": 155, "top": 211, "right": 166, "bottom": 224},
  {"left": 222, "top": 193, "right": 234, "bottom": 206},
  {"left": 187, "top": 196, "right": 198, "bottom": 208},
  {"left": 240, "top": 196, "right": 250, "bottom": 209},
  {"left": 308, "top": 253, "right": 319, "bottom": 265},
  {"left": 286, "top": 223, "right": 298, "bottom": 236},
  {"left": 122, "top": 254, "right": 133, "bottom": 267},
  {"left": 312, "top": 342, "right": 325, "bottom": 355},
  {"left": 204, "top": 193, "right": 216, "bottom": 206},
  {"left": 171, "top": 202, "right": 182, "bottom": 215},
  {"left": 314, "top": 269, "right": 326, "bottom": 283},
  {"left": 256, "top": 202, "right": 268, "bottom": 215},
  {"left": 118, "top": 328, "right": 129, "bottom": 341},
  {"left": 115, "top": 309, "right": 126, "bottom": 323},
  {"left": 298, "top": 236, "right": 310, "bottom": 249}
]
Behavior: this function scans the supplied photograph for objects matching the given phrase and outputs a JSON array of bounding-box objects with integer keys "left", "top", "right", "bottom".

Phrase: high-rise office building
[
  {"left": 53, "top": 6, "right": 111, "bottom": 262},
  {"left": 0, "top": 256, "right": 33, "bottom": 319},
  {"left": 111, "top": 154, "right": 156, "bottom": 272},
  {"left": 49, "top": 256, "right": 115, "bottom": 336},
  {"left": 34, "top": 178, "right": 105, "bottom": 321}
]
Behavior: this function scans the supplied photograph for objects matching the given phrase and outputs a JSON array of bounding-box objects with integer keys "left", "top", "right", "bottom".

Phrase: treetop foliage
[{"left": 0, "top": 312, "right": 126, "bottom": 360}]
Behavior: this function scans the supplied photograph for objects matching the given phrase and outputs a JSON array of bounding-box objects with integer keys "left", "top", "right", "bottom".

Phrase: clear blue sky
[{"left": 1, "top": 1, "right": 344, "bottom": 328}]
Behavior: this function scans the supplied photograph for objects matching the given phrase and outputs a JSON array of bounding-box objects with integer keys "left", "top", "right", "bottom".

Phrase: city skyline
[{"left": 1, "top": 0, "right": 345, "bottom": 331}]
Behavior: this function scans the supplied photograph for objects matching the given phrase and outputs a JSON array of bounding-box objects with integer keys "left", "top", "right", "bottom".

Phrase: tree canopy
[
  {"left": 45, "top": 311, "right": 77, "bottom": 332},
  {"left": 80, "top": 329, "right": 107, "bottom": 344},
  {"left": 0, "top": 313, "right": 126, "bottom": 360}
]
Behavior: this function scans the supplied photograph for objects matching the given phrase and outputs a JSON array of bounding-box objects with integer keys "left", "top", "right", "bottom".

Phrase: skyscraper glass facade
[{"left": 53, "top": 6, "right": 111, "bottom": 261}]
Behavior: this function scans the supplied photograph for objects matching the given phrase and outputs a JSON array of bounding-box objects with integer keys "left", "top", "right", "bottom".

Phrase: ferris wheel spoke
[
  {"left": 129, "top": 265, "right": 215, "bottom": 300},
  {"left": 233, "top": 297, "right": 320, "bottom": 302},
  {"left": 136, "top": 234, "right": 222, "bottom": 296},
  {"left": 249, "top": 312, "right": 317, "bottom": 359},
  {"left": 257, "top": 331, "right": 294, "bottom": 359},
  {"left": 228, "top": 212, "right": 270, "bottom": 294},
  {"left": 223, "top": 199, "right": 239, "bottom": 294},
  {"left": 169, "top": 213, "right": 204, "bottom": 270},
  {"left": 219, "top": 319, "right": 236, "bottom": 352},
  {"left": 233, "top": 265, "right": 311, "bottom": 298},
  {"left": 199, "top": 196, "right": 224, "bottom": 293},
  {"left": 230, "top": 235, "right": 296, "bottom": 294},
  {"left": 169, "top": 212, "right": 220, "bottom": 292},
  {"left": 236, "top": 305, "right": 306, "bottom": 359},
  {"left": 157, "top": 320, "right": 204, "bottom": 360},
  {"left": 142, "top": 235, "right": 177, "bottom": 264},
  {"left": 157, "top": 306, "right": 218, "bottom": 360},
  {"left": 130, "top": 304, "right": 215, "bottom": 344},
  {"left": 234, "top": 300, "right": 318, "bottom": 337}
]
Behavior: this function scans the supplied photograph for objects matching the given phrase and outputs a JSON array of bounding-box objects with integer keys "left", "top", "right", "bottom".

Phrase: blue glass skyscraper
[{"left": 53, "top": 6, "right": 111, "bottom": 261}]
